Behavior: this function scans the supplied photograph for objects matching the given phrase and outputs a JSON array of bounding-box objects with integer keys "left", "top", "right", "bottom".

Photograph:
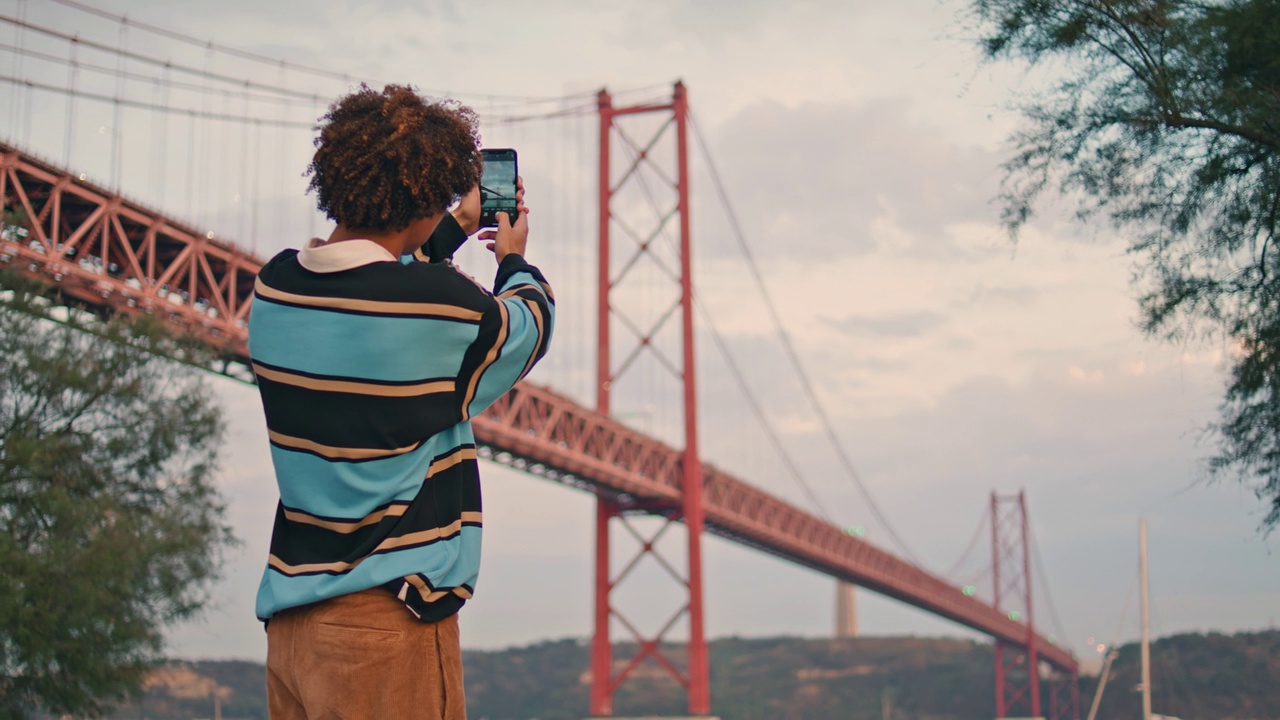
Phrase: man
[{"left": 247, "top": 84, "right": 554, "bottom": 719}]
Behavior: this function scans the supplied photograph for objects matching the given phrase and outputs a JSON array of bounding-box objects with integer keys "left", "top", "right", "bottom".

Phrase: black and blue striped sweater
[{"left": 247, "top": 218, "right": 553, "bottom": 623}]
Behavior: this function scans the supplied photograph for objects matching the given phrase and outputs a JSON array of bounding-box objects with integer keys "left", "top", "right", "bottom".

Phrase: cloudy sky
[{"left": 3, "top": 0, "right": 1276, "bottom": 669}]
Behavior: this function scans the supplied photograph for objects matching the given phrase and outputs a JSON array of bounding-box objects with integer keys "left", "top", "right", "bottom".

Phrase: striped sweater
[{"left": 247, "top": 220, "right": 553, "bottom": 622}]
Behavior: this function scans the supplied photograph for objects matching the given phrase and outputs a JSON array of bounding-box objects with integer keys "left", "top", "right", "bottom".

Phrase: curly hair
[{"left": 307, "top": 84, "right": 482, "bottom": 232}]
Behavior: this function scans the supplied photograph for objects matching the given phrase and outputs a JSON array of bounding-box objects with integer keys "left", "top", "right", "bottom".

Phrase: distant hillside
[
  {"left": 108, "top": 629, "right": 1279, "bottom": 719},
  {"left": 1083, "top": 629, "right": 1280, "bottom": 720},
  {"left": 462, "top": 634, "right": 1000, "bottom": 720},
  {"left": 111, "top": 660, "right": 266, "bottom": 720}
]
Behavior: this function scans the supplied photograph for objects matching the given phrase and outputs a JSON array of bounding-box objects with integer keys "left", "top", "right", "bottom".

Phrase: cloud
[
  {"left": 696, "top": 97, "right": 1004, "bottom": 261},
  {"left": 823, "top": 310, "right": 948, "bottom": 338},
  {"left": 1066, "top": 365, "right": 1105, "bottom": 385},
  {"left": 953, "top": 283, "right": 1041, "bottom": 309}
]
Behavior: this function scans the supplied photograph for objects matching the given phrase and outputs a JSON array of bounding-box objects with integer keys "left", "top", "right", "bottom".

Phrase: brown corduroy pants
[{"left": 266, "top": 589, "right": 466, "bottom": 719}]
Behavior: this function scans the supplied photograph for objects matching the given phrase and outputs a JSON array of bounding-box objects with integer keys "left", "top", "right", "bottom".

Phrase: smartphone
[{"left": 479, "top": 148, "right": 518, "bottom": 229}]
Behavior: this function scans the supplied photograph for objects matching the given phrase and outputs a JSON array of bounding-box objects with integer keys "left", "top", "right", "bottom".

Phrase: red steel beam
[
  {"left": 591, "top": 89, "right": 615, "bottom": 717},
  {"left": 0, "top": 140, "right": 1077, "bottom": 676},
  {"left": 0, "top": 142, "right": 257, "bottom": 380},
  {"left": 673, "top": 80, "right": 710, "bottom": 716},
  {"left": 474, "top": 384, "right": 1076, "bottom": 673}
]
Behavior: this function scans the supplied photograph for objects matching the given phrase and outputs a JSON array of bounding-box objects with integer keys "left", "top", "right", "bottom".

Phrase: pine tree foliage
[
  {"left": 970, "top": 0, "right": 1280, "bottom": 527},
  {"left": 0, "top": 274, "right": 234, "bottom": 718}
]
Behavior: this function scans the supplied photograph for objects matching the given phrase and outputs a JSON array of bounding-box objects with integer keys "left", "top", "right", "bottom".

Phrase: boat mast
[
  {"left": 1140, "top": 517, "right": 1152, "bottom": 720},
  {"left": 1084, "top": 646, "right": 1118, "bottom": 720}
]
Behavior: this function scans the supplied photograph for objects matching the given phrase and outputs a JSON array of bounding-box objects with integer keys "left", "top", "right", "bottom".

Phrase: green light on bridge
[
  {"left": 842, "top": 526, "right": 866, "bottom": 537},
  {"left": 1008, "top": 610, "right": 1022, "bottom": 621},
  {"left": 962, "top": 585, "right": 977, "bottom": 596}
]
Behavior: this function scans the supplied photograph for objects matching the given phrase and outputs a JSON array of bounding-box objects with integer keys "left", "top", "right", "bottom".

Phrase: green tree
[
  {"left": 969, "top": 0, "right": 1280, "bottom": 527},
  {"left": 0, "top": 276, "right": 234, "bottom": 718}
]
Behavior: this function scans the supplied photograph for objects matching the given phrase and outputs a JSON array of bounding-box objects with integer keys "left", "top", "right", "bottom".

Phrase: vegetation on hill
[
  {"left": 1083, "top": 629, "right": 1280, "bottom": 720},
  {"left": 105, "top": 629, "right": 1279, "bottom": 719}
]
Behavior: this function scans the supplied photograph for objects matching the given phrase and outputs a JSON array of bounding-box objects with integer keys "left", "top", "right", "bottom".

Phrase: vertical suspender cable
[
  {"left": 304, "top": 72, "right": 316, "bottom": 243},
  {"left": 250, "top": 119, "right": 261, "bottom": 254},
  {"left": 275, "top": 61, "right": 287, "bottom": 246},
  {"left": 219, "top": 77, "right": 231, "bottom": 237},
  {"left": 8, "top": 0, "right": 20, "bottom": 137},
  {"left": 148, "top": 71, "right": 158, "bottom": 199},
  {"left": 544, "top": 110, "right": 559, "bottom": 379},
  {"left": 156, "top": 63, "right": 169, "bottom": 209},
  {"left": 14, "top": 0, "right": 27, "bottom": 145},
  {"left": 63, "top": 35, "right": 77, "bottom": 167},
  {"left": 238, "top": 85, "right": 249, "bottom": 243},
  {"left": 573, "top": 107, "right": 587, "bottom": 400},
  {"left": 196, "top": 44, "right": 212, "bottom": 228},
  {"left": 149, "top": 69, "right": 159, "bottom": 201},
  {"left": 185, "top": 109, "right": 196, "bottom": 222},
  {"left": 111, "top": 20, "right": 126, "bottom": 190}
]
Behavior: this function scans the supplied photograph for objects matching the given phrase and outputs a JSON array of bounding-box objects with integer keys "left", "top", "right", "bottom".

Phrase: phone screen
[{"left": 479, "top": 148, "right": 518, "bottom": 228}]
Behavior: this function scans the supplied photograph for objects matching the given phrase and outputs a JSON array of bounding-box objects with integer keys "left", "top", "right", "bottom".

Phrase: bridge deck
[{"left": 0, "top": 140, "right": 1076, "bottom": 674}]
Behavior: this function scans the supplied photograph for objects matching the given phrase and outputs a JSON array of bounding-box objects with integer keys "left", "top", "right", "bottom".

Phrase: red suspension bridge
[{"left": 0, "top": 4, "right": 1080, "bottom": 718}]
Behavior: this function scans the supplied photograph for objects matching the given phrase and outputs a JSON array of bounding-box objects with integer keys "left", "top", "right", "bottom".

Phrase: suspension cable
[
  {"left": 482, "top": 102, "right": 597, "bottom": 126},
  {"left": 2, "top": 11, "right": 628, "bottom": 120},
  {"left": 48, "top": 0, "right": 355, "bottom": 83},
  {"left": 942, "top": 506, "right": 990, "bottom": 580},
  {"left": 688, "top": 109, "right": 924, "bottom": 565},
  {"left": 1029, "top": 519, "right": 1070, "bottom": 646},
  {"left": 0, "top": 74, "right": 312, "bottom": 127},
  {"left": 0, "top": 40, "right": 327, "bottom": 106},
  {"left": 0, "top": 13, "right": 328, "bottom": 102},
  {"left": 45, "top": 0, "right": 600, "bottom": 106},
  {"left": 695, "top": 294, "right": 836, "bottom": 525},
  {"left": 603, "top": 111, "right": 837, "bottom": 523}
]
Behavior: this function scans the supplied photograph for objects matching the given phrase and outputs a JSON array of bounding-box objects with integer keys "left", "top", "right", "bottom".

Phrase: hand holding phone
[
  {"left": 479, "top": 208, "right": 528, "bottom": 263},
  {"left": 479, "top": 148, "right": 519, "bottom": 229}
]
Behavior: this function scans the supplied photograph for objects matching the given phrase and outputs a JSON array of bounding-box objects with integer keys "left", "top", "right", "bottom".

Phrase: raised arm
[{"left": 455, "top": 187, "right": 553, "bottom": 419}]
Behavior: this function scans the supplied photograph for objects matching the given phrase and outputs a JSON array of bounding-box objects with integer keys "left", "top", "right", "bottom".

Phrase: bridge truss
[{"left": 1, "top": 133, "right": 1078, "bottom": 718}]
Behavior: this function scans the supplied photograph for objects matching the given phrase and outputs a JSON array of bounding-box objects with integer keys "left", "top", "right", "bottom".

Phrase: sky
[{"left": 2, "top": 0, "right": 1277, "bottom": 671}]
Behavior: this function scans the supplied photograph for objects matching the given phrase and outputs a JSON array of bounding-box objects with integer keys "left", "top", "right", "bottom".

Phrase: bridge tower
[
  {"left": 591, "top": 82, "right": 709, "bottom": 717},
  {"left": 991, "top": 490, "right": 1041, "bottom": 718},
  {"left": 835, "top": 582, "right": 858, "bottom": 638}
]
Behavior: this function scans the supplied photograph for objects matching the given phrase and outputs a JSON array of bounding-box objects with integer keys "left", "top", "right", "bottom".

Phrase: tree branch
[
  {"left": 1081, "top": 0, "right": 1168, "bottom": 99},
  {"left": 1161, "top": 111, "right": 1280, "bottom": 152}
]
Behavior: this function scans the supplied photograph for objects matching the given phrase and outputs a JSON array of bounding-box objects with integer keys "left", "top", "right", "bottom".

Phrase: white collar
[{"left": 297, "top": 238, "right": 397, "bottom": 273}]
